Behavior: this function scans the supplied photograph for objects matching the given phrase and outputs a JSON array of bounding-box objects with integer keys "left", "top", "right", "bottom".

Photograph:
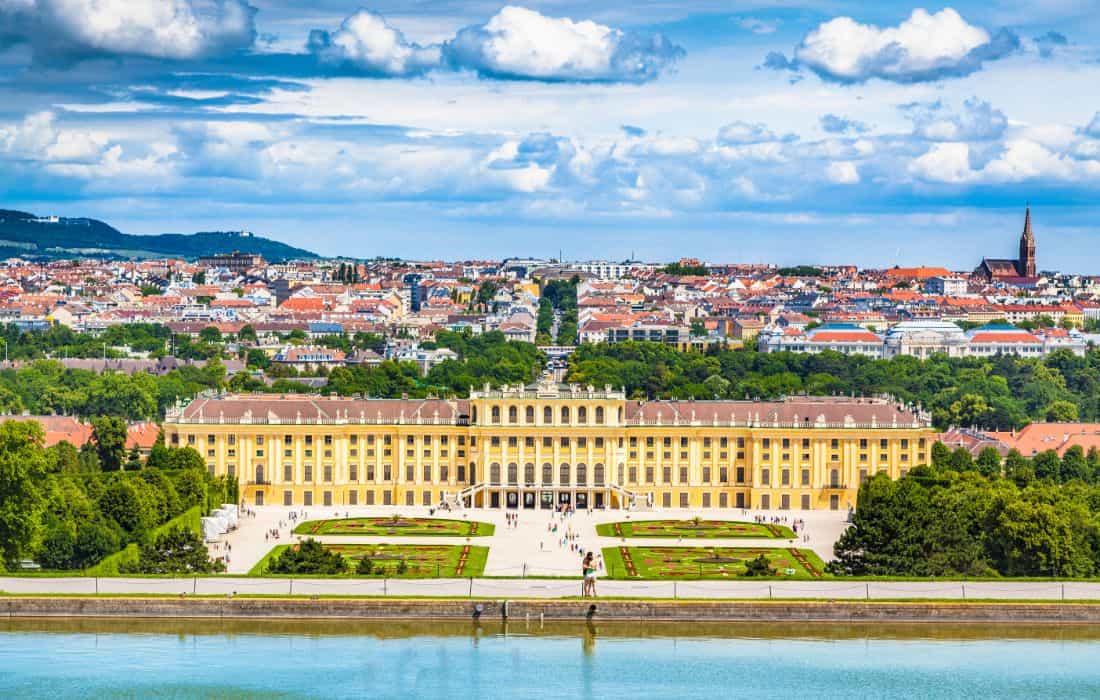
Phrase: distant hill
[{"left": 0, "top": 210, "right": 318, "bottom": 261}]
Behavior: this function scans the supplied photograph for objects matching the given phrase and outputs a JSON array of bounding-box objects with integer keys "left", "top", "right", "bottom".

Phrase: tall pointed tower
[{"left": 1018, "top": 206, "right": 1036, "bottom": 277}]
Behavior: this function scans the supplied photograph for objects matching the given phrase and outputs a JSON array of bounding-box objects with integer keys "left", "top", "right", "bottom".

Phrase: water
[{"left": 2, "top": 619, "right": 1099, "bottom": 699}]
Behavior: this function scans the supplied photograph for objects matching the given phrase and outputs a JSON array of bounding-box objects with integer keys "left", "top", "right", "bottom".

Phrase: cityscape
[{"left": 3, "top": 0, "right": 1100, "bottom": 697}]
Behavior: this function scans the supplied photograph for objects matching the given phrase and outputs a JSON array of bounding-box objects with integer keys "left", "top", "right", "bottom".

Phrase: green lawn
[
  {"left": 602, "top": 546, "right": 826, "bottom": 580},
  {"left": 249, "top": 543, "right": 488, "bottom": 578},
  {"left": 596, "top": 519, "right": 795, "bottom": 539},
  {"left": 293, "top": 516, "right": 494, "bottom": 537}
]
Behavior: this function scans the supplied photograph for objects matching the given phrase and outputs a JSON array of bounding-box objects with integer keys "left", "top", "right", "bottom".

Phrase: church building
[{"left": 976, "top": 207, "right": 1037, "bottom": 282}]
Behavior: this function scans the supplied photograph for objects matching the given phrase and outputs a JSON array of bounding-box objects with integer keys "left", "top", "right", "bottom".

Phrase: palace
[
  {"left": 976, "top": 206, "right": 1037, "bottom": 282},
  {"left": 163, "top": 383, "right": 934, "bottom": 513}
]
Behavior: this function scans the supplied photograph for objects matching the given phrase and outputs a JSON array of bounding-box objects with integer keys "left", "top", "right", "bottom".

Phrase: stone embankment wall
[{"left": 5, "top": 598, "right": 1100, "bottom": 623}]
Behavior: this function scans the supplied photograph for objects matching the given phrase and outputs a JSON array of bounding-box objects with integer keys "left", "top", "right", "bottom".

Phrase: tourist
[{"left": 582, "top": 552, "right": 597, "bottom": 597}]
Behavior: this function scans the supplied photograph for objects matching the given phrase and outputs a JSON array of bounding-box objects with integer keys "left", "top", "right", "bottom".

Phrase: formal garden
[
  {"left": 293, "top": 515, "right": 494, "bottom": 537},
  {"left": 602, "top": 546, "right": 826, "bottom": 579},
  {"left": 596, "top": 518, "right": 795, "bottom": 539},
  {"left": 250, "top": 540, "right": 488, "bottom": 577}
]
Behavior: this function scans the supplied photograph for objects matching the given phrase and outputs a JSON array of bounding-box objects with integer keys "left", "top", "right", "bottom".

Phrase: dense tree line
[
  {"left": 0, "top": 358, "right": 226, "bottom": 420},
  {"left": 566, "top": 342, "right": 1100, "bottom": 430},
  {"left": 832, "top": 444, "right": 1100, "bottom": 577},
  {"left": 0, "top": 322, "right": 171, "bottom": 359},
  {"left": 1, "top": 421, "right": 232, "bottom": 572},
  {"left": 661, "top": 262, "right": 709, "bottom": 275},
  {"left": 539, "top": 277, "right": 578, "bottom": 345},
  {"left": 315, "top": 330, "right": 544, "bottom": 399}
]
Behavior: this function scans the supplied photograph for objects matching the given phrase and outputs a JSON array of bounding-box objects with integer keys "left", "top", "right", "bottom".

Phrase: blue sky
[{"left": 1, "top": 1, "right": 1100, "bottom": 270}]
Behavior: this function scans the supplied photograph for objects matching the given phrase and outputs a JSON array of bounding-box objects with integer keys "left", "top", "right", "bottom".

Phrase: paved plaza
[{"left": 219, "top": 505, "right": 851, "bottom": 576}]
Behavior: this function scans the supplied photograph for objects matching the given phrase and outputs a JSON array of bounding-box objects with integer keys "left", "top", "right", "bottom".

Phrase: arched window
[
  {"left": 543, "top": 406, "right": 553, "bottom": 424},
  {"left": 255, "top": 465, "right": 265, "bottom": 483},
  {"left": 577, "top": 406, "right": 587, "bottom": 424},
  {"left": 617, "top": 407, "right": 623, "bottom": 423},
  {"left": 525, "top": 406, "right": 535, "bottom": 424},
  {"left": 559, "top": 463, "right": 571, "bottom": 486},
  {"left": 829, "top": 469, "right": 839, "bottom": 488},
  {"left": 576, "top": 463, "right": 587, "bottom": 486},
  {"left": 561, "top": 406, "right": 570, "bottom": 424},
  {"left": 507, "top": 463, "right": 518, "bottom": 485},
  {"left": 524, "top": 463, "right": 535, "bottom": 485},
  {"left": 490, "top": 463, "right": 501, "bottom": 485},
  {"left": 594, "top": 464, "right": 605, "bottom": 486},
  {"left": 617, "top": 464, "right": 625, "bottom": 484},
  {"left": 542, "top": 463, "right": 553, "bottom": 485},
  {"left": 595, "top": 406, "right": 604, "bottom": 424},
  {"left": 471, "top": 406, "right": 478, "bottom": 423},
  {"left": 508, "top": 406, "right": 517, "bottom": 424},
  {"left": 491, "top": 406, "right": 500, "bottom": 424}
]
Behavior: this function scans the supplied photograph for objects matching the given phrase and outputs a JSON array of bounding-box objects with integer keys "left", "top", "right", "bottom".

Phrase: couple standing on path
[{"left": 582, "top": 552, "right": 598, "bottom": 597}]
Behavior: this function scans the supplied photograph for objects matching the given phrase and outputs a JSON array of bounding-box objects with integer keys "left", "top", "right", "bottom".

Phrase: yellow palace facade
[{"left": 163, "top": 382, "right": 935, "bottom": 512}]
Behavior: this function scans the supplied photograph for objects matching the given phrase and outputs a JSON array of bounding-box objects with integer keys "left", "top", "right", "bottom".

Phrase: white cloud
[
  {"left": 717, "top": 121, "right": 779, "bottom": 145},
  {"left": 1, "top": 0, "right": 255, "bottom": 61},
  {"left": 909, "top": 139, "right": 1100, "bottom": 184},
  {"left": 737, "top": 17, "right": 778, "bottom": 35},
  {"left": 441, "top": 6, "right": 683, "bottom": 82},
  {"left": 904, "top": 98, "right": 1007, "bottom": 141},
  {"left": 908, "top": 142, "right": 974, "bottom": 183},
  {"left": 825, "top": 161, "right": 860, "bottom": 184},
  {"left": 306, "top": 9, "right": 439, "bottom": 76},
  {"left": 794, "top": 8, "right": 1017, "bottom": 83}
]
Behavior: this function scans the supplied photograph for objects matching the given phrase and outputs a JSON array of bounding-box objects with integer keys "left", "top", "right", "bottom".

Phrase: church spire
[{"left": 1019, "top": 204, "right": 1036, "bottom": 277}]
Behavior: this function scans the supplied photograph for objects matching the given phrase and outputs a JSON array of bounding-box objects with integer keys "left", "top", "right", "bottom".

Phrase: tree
[
  {"left": 0, "top": 420, "right": 47, "bottom": 564},
  {"left": 1032, "top": 450, "right": 1062, "bottom": 481},
  {"left": 199, "top": 326, "right": 222, "bottom": 343},
  {"left": 146, "top": 430, "right": 171, "bottom": 470},
  {"left": 72, "top": 520, "right": 121, "bottom": 569},
  {"left": 124, "top": 445, "right": 143, "bottom": 471},
  {"left": 266, "top": 538, "right": 347, "bottom": 575},
  {"left": 246, "top": 348, "right": 270, "bottom": 369},
  {"left": 38, "top": 521, "right": 76, "bottom": 569},
  {"left": 238, "top": 324, "right": 258, "bottom": 343},
  {"left": 702, "top": 374, "right": 730, "bottom": 399},
  {"left": 119, "top": 526, "right": 224, "bottom": 574},
  {"left": 91, "top": 416, "right": 128, "bottom": 471},
  {"left": 690, "top": 320, "right": 707, "bottom": 337},
  {"left": 930, "top": 441, "right": 952, "bottom": 468},
  {"left": 1061, "top": 446, "right": 1091, "bottom": 483},
  {"left": 975, "top": 447, "right": 1002, "bottom": 478},
  {"left": 98, "top": 478, "right": 156, "bottom": 535},
  {"left": 1046, "top": 400, "right": 1079, "bottom": 422},
  {"left": 742, "top": 554, "right": 776, "bottom": 577}
]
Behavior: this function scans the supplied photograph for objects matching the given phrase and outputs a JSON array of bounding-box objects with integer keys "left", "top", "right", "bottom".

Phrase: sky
[{"left": 1, "top": 1, "right": 1100, "bottom": 270}]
